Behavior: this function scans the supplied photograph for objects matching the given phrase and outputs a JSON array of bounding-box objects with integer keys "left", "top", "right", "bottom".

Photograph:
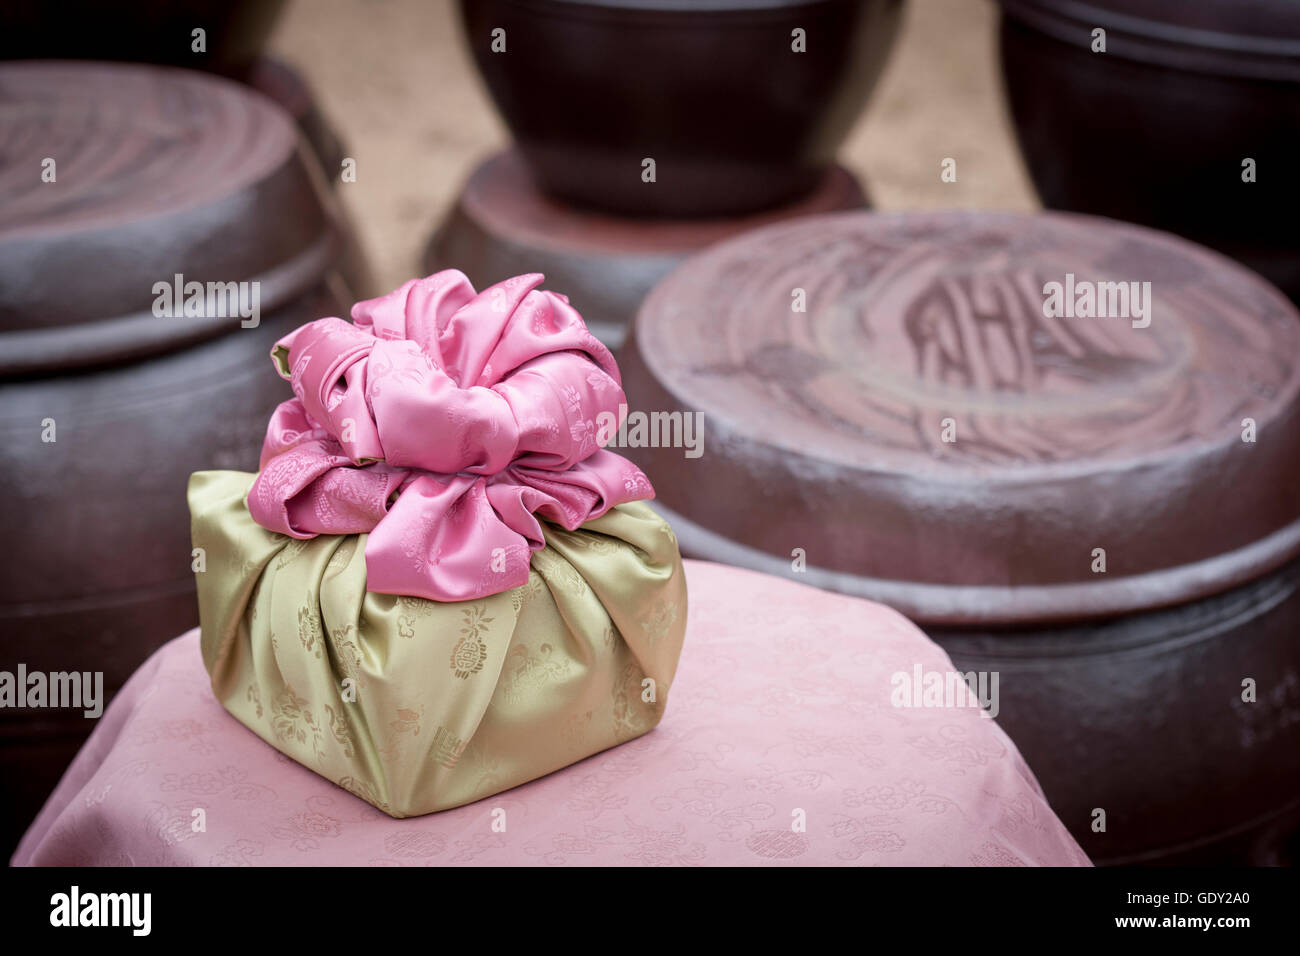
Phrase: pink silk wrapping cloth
[
  {"left": 14, "top": 562, "right": 1091, "bottom": 867},
  {"left": 191, "top": 271, "right": 687, "bottom": 819},
  {"left": 248, "top": 269, "right": 652, "bottom": 602}
]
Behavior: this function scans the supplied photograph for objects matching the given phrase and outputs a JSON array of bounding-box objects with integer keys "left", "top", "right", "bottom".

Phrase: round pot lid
[
  {"left": 999, "top": 0, "right": 1300, "bottom": 80},
  {"left": 0, "top": 60, "right": 338, "bottom": 375},
  {"left": 621, "top": 209, "right": 1300, "bottom": 625}
]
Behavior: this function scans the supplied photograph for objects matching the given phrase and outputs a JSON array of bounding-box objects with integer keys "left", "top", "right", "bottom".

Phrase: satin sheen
[
  {"left": 190, "top": 470, "right": 687, "bottom": 818},
  {"left": 248, "top": 269, "right": 653, "bottom": 603},
  {"left": 15, "top": 562, "right": 1089, "bottom": 866}
]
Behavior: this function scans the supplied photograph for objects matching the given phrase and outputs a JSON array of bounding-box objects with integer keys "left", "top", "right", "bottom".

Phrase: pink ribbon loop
[{"left": 247, "top": 270, "right": 654, "bottom": 602}]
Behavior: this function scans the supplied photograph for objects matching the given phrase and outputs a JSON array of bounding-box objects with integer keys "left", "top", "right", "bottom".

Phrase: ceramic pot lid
[
  {"left": 621, "top": 209, "right": 1300, "bottom": 625},
  {"left": 0, "top": 60, "right": 337, "bottom": 374}
]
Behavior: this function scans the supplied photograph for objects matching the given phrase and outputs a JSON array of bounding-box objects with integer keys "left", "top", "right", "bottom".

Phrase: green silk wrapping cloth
[{"left": 189, "top": 470, "right": 687, "bottom": 817}]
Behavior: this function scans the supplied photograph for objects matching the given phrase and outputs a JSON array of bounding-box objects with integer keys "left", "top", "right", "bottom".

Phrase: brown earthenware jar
[
  {"left": 619, "top": 209, "right": 1300, "bottom": 865},
  {"left": 998, "top": 0, "right": 1300, "bottom": 303},
  {"left": 458, "top": 0, "right": 904, "bottom": 217},
  {"left": 0, "top": 0, "right": 287, "bottom": 78},
  {"left": 0, "top": 61, "right": 366, "bottom": 857}
]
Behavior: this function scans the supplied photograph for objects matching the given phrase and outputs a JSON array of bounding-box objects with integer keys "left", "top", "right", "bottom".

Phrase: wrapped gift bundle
[{"left": 189, "top": 270, "right": 687, "bottom": 817}]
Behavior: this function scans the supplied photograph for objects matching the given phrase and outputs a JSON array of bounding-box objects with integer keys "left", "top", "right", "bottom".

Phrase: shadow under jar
[
  {"left": 0, "top": 62, "right": 365, "bottom": 858},
  {"left": 618, "top": 209, "right": 1300, "bottom": 865},
  {"left": 459, "top": 0, "right": 903, "bottom": 217},
  {"left": 998, "top": 0, "right": 1300, "bottom": 304}
]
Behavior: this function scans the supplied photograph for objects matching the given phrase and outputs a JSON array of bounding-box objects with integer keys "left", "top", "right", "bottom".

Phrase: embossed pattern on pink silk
[
  {"left": 13, "top": 562, "right": 1090, "bottom": 867},
  {"left": 248, "top": 270, "right": 652, "bottom": 601}
]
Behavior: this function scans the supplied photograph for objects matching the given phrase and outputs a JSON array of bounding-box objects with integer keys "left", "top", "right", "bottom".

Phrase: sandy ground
[{"left": 270, "top": 0, "right": 1039, "bottom": 292}]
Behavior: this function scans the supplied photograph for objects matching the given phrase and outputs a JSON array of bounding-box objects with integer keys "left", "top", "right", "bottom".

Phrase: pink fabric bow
[{"left": 247, "top": 270, "right": 653, "bottom": 601}]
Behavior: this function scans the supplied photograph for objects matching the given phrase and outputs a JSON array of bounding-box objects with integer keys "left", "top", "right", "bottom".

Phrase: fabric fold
[
  {"left": 248, "top": 269, "right": 650, "bottom": 601},
  {"left": 189, "top": 469, "right": 688, "bottom": 819}
]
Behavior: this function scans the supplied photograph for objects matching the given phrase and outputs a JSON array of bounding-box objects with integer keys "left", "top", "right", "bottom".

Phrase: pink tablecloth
[{"left": 13, "top": 560, "right": 1089, "bottom": 866}]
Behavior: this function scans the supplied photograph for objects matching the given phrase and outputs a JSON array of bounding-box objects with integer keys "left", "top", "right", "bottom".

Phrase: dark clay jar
[
  {"left": 0, "top": 62, "right": 367, "bottom": 857},
  {"left": 618, "top": 210, "right": 1300, "bottom": 865},
  {"left": 458, "top": 0, "right": 904, "bottom": 217},
  {"left": 935, "top": 563, "right": 1300, "bottom": 865},
  {"left": 998, "top": 0, "right": 1300, "bottom": 304},
  {"left": 0, "top": 0, "right": 287, "bottom": 78}
]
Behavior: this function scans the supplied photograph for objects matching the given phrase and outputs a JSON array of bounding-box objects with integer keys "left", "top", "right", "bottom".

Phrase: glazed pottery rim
[
  {"left": 648, "top": 497, "right": 1300, "bottom": 627},
  {"left": 633, "top": 206, "right": 1300, "bottom": 488},
  {"left": 998, "top": 0, "right": 1300, "bottom": 74},
  {"left": 0, "top": 229, "right": 339, "bottom": 377}
]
